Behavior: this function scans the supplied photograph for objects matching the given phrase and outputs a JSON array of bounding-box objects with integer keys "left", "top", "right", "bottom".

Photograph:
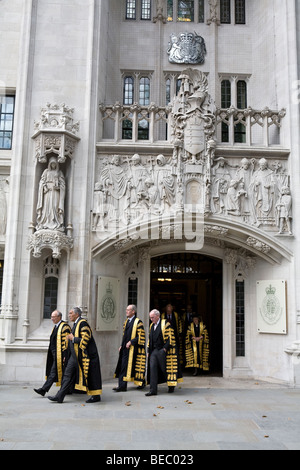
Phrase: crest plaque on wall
[
  {"left": 167, "top": 32, "right": 207, "bottom": 64},
  {"left": 96, "top": 276, "right": 120, "bottom": 331},
  {"left": 256, "top": 280, "right": 287, "bottom": 334}
]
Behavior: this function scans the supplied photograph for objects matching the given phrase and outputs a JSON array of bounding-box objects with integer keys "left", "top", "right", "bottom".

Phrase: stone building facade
[{"left": 0, "top": 0, "right": 300, "bottom": 385}]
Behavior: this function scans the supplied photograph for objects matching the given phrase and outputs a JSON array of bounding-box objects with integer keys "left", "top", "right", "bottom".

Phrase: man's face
[
  {"left": 69, "top": 310, "right": 78, "bottom": 323},
  {"left": 126, "top": 306, "right": 135, "bottom": 319},
  {"left": 150, "top": 312, "right": 159, "bottom": 325},
  {"left": 51, "top": 311, "right": 61, "bottom": 325}
]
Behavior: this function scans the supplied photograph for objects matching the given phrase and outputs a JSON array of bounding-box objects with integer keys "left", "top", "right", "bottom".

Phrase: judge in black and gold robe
[
  {"left": 48, "top": 307, "right": 102, "bottom": 403},
  {"left": 146, "top": 309, "right": 183, "bottom": 396},
  {"left": 185, "top": 315, "right": 209, "bottom": 375},
  {"left": 161, "top": 304, "right": 184, "bottom": 365},
  {"left": 34, "top": 310, "right": 71, "bottom": 397},
  {"left": 114, "top": 305, "right": 146, "bottom": 391}
]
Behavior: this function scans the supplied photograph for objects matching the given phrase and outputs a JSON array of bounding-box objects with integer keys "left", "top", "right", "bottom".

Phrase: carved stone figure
[
  {"left": 276, "top": 186, "right": 292, "bottom": 234},
  {"left": 92, "top": 182, "right": 107, "bottom": 231},
  {"left": 36, "top": 156, "right": 66, "bottom": 232},
  {"left": 100, "top": 155, "right": 130, "bottom": 222},
  {"left": 129, "top": 154, "right": 150, "bottom": 204},
  {"left": 250, "top": 158, "right": 277, "bottom": 223},
  {"left": 155, "top": 154, "right": 176, "bottom": 212},
  {"left": 211, "top": 158, "right": 232, "bottom": 214}
]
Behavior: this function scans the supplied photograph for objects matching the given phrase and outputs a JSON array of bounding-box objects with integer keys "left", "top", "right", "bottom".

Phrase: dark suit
[{"left": 148, "top": 321, "right": 170, "bottom": 394}]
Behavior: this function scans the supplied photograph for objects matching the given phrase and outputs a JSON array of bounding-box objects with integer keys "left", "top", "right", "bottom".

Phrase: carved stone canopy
[
  {"left": 27, "top": 229, "right": 73, "bottom": 259},
  {"left": 32, "top": 103, "right": 80, "bottom": 163}
]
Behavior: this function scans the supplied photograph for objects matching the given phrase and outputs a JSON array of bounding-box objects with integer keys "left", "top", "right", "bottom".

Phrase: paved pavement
[{"left": 0, "top": 376, "right": 300, "bottom": 451}]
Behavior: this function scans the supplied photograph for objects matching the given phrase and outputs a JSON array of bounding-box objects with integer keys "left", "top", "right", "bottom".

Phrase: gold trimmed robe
[
  {"left": 147, "top": 319, "right": 183, "bottom": 387},
  {"left": 114, "top": 317, "right": 146, "bottom": 386},
  {"left": 73, "top": 318, "right": 102, "bottom": 396},
  {"left": 46, "top": 321, "right": 71, "bottom": 386},
  {"left": 185, "top": 321, "right": 209, "bottom": 371}
]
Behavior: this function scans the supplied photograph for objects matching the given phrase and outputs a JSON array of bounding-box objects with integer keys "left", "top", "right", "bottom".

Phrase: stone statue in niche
[
  {"left": 36, "top": 156, "right": 66, "bottom": 232},
  {"left": 249, "top": 158, "right": 277, "bottom": 225},
  {"left": 0, "top": 177, "right": 9, "bottom": 236},
  {"left": 92, "top": 182, "right": 107, "bottom": 231},
  {"left": 155, "top": 154, "right": 176, "bottom": 213},
  {"left": 100, "top": 155, "right": 131, "bottom": 224},
  {"left": 211, "top": 157, "right": 232, "bottom": 214},
  {"left": 276, "top": 186, "right": 292, "bottom": 235}
]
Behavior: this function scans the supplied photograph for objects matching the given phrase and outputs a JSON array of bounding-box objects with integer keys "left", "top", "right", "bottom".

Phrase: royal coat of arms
[{"left": 167, "top": 32, "right": 207, "bottom": 64}]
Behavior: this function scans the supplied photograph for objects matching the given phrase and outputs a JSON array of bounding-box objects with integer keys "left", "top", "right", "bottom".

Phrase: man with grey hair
[
  {"left": 48, "top": 307, "right": 102, "bottom": 403},
  {"left": 146, "top": 309, "right": 182, "bottom": 396},
  {"left": 34, "top": 310, "right": 71, "bottom": 397},
  {"left": 114, "top": 304, "right": 146, "bottom": 391}
]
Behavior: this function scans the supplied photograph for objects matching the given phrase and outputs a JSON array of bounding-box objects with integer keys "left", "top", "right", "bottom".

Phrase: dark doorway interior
[{"left": 150, "top": 253, "right": 223, "bottom": 375}]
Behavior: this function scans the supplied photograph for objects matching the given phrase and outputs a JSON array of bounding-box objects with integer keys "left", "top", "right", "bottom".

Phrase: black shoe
[
  {"left": 48, "top": 396, "right": 63, "bottom": 403},
  {"left": 86, "top": 396, "right": 101, "bottom": 403},
  {"left": 168, "top": 386, "right": 175, "bottom": 393},
  {"left": 145, "top": 392, "right": 157, "bottom": 396},
  {"left": 34, "top": 388, "right": 45, "bottom": 397},
  {"left": 137, "top": 382, "right": 145, "bottom": 389},
  {"left": 113, "top": 387, "right": 127, "bottom": 392}
]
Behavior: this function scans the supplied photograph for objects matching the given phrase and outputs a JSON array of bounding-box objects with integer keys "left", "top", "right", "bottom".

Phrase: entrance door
[{"left": 150, "top": 253, "right": 223, "bottom": 374}]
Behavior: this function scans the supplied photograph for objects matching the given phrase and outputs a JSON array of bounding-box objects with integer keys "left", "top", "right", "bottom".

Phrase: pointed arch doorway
[{"left": 150, "top": 253, "right": 223, "bottom": 375}]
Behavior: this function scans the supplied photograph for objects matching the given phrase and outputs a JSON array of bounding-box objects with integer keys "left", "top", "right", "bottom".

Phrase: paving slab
[{"left": 0, "top": 376, "right": 299, "bottom": 451}]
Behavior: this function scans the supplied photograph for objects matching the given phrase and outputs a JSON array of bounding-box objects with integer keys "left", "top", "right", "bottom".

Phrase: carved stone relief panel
[{"left": 93, "top": 69, "right": 292, "bottom": 247}]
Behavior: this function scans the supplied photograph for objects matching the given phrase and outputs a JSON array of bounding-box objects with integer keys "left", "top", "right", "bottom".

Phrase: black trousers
[
  {"left": 149, "top": 348, "right": 166, "bottom": 394},
  {"left": 42, "top": 359, "right": 57, "bottom": 392},
  {"left": 118, "top": 348, "right": 129, "bottom": 389},
  {"left": 55, "top": 355, "right": 77, "bottom": 402}
]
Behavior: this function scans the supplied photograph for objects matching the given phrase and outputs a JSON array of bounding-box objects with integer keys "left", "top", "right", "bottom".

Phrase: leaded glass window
[
  {"left": 235, "top": 0, "right": 245, "bottom": 24},
  {"left": 220, "top": 0, "right": 231, "bottom": 23},
  {"left": 126, "top": 0, "right": 136, "bottom": 19},
  {"left": 141, "top": 0, "right": 151, "bottom": 19},
  {"left": 178, "top": 0, "right": 194, "bottom": 22},
  {"left": 0, "top": 96, "right": 15, "bottom": 150}
]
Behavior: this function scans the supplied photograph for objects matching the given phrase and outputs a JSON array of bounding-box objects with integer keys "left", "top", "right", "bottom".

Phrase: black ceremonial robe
[
  {"left": 45, "top": 321, "right": 71, "bottom": 386},
  {"left": 185, "top": 321, "right": 210, "bottom": 371},
  {"left": 114, "top": 317, "right": 146, "bottom": 386},
  {"left": 73, "top": 318, "right": 102, "bottom": 396},
  {"left": 147, "top": 320, "right": 183, "bottom": 388}
]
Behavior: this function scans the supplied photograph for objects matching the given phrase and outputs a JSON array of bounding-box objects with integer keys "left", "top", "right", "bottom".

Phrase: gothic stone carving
[
  {"left": 27, "top": 229, "right": 73, "bottom": 259},
  {"left": 93, "top": 69, "right": 292, "bottom": 243},
  {"left": 28, "top": 104, "right": 78, "bottom": 259},
  {"left": 33, "top": 103, "right": 80, "bottom": 163},
  {"left": 167, "top": 32, "right": 207, "bottom": 64}
]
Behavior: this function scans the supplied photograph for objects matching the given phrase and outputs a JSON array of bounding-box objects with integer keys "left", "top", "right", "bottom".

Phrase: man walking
[
  {"left": 113, "top": 305, "right": 146, "bottom": 391},
  {"left": 146, "top": 309, "right": 183, "bottom": 396},
  {"left": 48, "top": 307, "right": 102, "bottom": 403},
  {"left": 34, "top": 310, "right": 71, "bottom": 397}
]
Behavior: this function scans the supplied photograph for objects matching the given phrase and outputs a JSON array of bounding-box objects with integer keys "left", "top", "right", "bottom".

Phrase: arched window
[{"left": 43, "top": 256, "right": 59, "bottom": 319}]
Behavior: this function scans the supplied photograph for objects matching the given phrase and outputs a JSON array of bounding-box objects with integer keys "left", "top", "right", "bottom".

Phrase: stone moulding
[
  {"left": 27, "top": 229, "right": 73, "bottom": 259},
  {"left": 32, "top": 103, "right": 80, "bottom": 163}
]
